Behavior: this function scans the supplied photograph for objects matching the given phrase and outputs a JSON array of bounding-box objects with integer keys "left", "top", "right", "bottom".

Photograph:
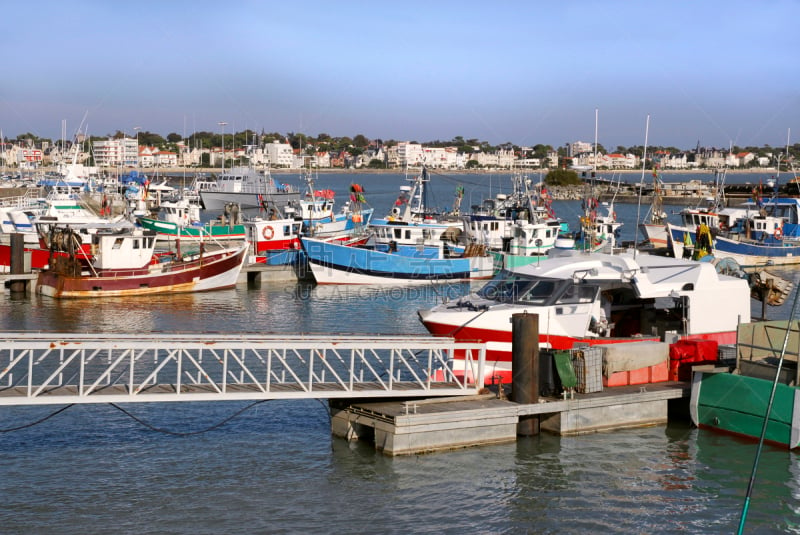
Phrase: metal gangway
[{"left": 0, "top": 333, "right": 487, "bottom": 406}]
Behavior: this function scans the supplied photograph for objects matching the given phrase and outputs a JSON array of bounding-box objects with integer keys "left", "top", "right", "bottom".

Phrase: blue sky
[{"left": 2, "top": 0, "right": 798, "bottom": 150}]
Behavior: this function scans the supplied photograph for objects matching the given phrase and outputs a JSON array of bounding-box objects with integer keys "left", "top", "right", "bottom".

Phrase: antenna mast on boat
[{"left": 634, "top": 114, "right": 650, "bottom": 259}]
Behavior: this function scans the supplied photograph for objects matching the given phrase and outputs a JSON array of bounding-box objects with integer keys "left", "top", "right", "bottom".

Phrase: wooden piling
[
  {"left": 511, "top": 312, "right": 539, "bottom": 436},
  {"left": 9, "top": 233, "right": 26, "bottom": 294}
]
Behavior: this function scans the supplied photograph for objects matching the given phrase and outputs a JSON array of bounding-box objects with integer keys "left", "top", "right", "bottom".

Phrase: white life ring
[
  {"left": 262, "top": 225, "right": 275, "bottom": 240},
  {"left": 774, "top": 226, "right": 783, "bottom": 240}
]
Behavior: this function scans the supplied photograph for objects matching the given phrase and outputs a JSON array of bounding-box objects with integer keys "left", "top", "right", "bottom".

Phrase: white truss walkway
[{"left": 0, "top": 333, "right": 487, "bottom": 405}]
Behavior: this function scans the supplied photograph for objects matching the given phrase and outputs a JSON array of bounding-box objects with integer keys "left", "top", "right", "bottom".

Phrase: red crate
[
  {"left": 603, "top": 361, "right": 669, "bottom": 387},
  {"left": 669, "top": 339, "right": 719, "bottom": 363},
  {"left": 669, "top": 339, "right": 719, "bottom": 381}
]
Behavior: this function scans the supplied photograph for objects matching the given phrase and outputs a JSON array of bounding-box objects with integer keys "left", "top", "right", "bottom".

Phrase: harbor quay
[
  {"left": 329, "top": 382, "right": 688, "bottom": 456},
  {"left": 330, "top": 315, "right": 693, "bottom": 456}
]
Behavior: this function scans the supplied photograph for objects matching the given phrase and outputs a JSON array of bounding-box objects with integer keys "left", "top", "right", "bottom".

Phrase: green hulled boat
[
  {"left": 138, "top": 216, "right": 246, "bottom": 241},
  {"left": 690, "top": 320, "right": 800, "bottom": 449}
]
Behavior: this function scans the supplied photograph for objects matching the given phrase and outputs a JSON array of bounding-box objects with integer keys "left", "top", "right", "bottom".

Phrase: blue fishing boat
[
  {"left": 668, "top": 197, "right": 800, "bottom": 266},
  {"left": 300, "top": 237, "right": 493, "bottom": 285}
]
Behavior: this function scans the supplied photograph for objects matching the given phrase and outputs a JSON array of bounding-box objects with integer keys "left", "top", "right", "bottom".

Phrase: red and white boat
[
  {"left": 418, "top": 248, "right": 751, "bottom": 382},
  {"left": 243, "top": 217, "right": 303, "bottom": 263},
  {"left": 36, "top": 226, "right": 247, "bottom": 298}
]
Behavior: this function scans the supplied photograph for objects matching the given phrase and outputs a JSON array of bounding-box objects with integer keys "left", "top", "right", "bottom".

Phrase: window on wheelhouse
[
  {"left": 555, "top": 284, "right": 598, "bottom": 305},
  {"left": 477, "top": 271, "right": 561, "bottom": 305}
]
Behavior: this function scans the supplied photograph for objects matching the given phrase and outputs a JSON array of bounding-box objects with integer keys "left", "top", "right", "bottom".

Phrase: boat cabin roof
[{"left": 505, "top": 249, "right": 746, "bottom": 299}]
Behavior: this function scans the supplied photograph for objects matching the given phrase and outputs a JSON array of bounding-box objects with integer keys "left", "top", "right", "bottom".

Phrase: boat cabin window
[
  {"left": 477, "top": 273, "right": 530, "bottom": 302},
  {"left": 477, "top": 272, "right": 562, "bottom": 305},
  {"left": 113, "top": 238, "right": 123, "bottom": 250},
  {"left": 768, "top": 204, "right": 795, "bottom": 223},
  {"left": 555, "top": 284, "right": 598, "bottom": 305},
  {"left": 517, "top": 280, "right": 558, "bottom": 304}
]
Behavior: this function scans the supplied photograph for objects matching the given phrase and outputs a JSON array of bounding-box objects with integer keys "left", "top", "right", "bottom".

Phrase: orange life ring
[
  {"left": 774, "top": 227, "right": 783, "bottom": 240},
  {"left": 262, "top": 225, "right": 275, "bottom": 240},
  {"left": 612, "top": 211, "right": 617, "bottom": 221}
]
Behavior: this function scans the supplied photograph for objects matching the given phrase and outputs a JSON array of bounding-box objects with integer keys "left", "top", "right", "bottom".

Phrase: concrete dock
[
  {"left": 330, "top": 382, "right": 690, "bottom": 456},
  {"left": 238, "top": 262, "right": 304, "bottom": 284}
]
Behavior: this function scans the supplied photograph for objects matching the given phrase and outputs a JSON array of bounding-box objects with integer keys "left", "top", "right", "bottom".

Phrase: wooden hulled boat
[{"left": 36, "top": 226, "right": 247, "bottom": 298}]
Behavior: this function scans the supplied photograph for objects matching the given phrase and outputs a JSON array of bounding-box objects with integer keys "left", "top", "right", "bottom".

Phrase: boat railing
[
  {"left": 0, "top": 189, "right": 43, "bottom": 208},
  {"left": 0, "top": 333, "right": 487, "bottom": 404},
  {"left": 735, "top": 320, "right": 800, "bottom": 385}
]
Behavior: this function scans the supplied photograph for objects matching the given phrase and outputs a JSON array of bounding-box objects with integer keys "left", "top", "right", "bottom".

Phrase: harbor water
[{"left": 2, "top": 171, "right": 800, "bottom": 534}]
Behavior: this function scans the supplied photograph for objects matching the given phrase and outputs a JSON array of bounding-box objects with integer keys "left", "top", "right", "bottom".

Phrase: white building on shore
[
  {"left": 93, "top": 137, "right": 138, "bottom": 167},
  {"left": 264, "top": 140, "right": 293, "bottom": 168}
]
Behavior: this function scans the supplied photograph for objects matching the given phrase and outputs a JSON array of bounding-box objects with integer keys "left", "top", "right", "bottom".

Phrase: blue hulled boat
[{"left": 300, "top": 237, "right": 493, "bottom": 285}]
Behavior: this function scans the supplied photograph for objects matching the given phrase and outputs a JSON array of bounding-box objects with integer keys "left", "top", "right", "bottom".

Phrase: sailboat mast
[{"left": 634, "top": 114, "right": 650, "bottom": 256}]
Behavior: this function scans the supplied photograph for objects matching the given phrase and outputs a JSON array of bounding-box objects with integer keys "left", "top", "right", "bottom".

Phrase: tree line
[{"left": 5, "top": 131, "right": 800, "bottom": 163}]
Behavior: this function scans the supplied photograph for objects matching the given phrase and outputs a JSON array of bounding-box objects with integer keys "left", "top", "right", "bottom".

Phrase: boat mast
[{"left": 634, "top": 114, "right": 650, "bottom": 258}]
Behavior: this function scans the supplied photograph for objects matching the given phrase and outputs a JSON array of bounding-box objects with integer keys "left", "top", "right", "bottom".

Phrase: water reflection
[{"left": 0, "top": 280, "right": 475, "bottom": 336}]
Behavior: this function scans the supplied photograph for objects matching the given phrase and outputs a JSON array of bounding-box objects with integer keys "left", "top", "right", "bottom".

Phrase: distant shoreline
[
  {"left": 15, "top": 166, "right": 780, "bottom": 177},
  {"left": 131, "top": 167, "right": 778, "bottom": 176}
]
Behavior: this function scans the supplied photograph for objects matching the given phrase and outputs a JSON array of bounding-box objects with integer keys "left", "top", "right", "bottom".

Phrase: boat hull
[
  {"left": 199, "top": 191, "right": 299, "bottom": 211},
  {"left": 302, "top": 237, "right": 494, "bottom": 285},
  {"left": 0, "top": 244, "right": 52, "bottom": 271},
  {"left": 690, "top": 370, "right": 800, "bottom": 449},
  {"left": 640, "top": 222, "right": 668, "bottom": 248},
  {"left": 669, "top": 224, "right": 800, "bottom": 266},
  {"left": 138, "top": 217, "right": 246, "bottom": 241},
  {"left": 36, "top": 245, "right": 247, "bottom": 298}
]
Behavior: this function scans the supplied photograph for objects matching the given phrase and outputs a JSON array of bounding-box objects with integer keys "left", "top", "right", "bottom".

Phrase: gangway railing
[{"left": 0, "top": 333, "right": 486, "bottom": 405}]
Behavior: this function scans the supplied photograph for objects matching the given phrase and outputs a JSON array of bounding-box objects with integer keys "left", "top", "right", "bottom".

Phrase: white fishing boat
[
  {"left": 199, "top": 166, "right": 300, "bottom": 212},
  {"left": 368, "top": 167, "right": 464, "bottom": 250},
  {"left": 419, "top": 248, "right": 751, "bottom": 382}
]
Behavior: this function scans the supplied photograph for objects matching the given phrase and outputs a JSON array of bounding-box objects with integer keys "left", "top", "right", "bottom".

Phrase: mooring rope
[
  {"left": 109, "top": 400, "right": 270, "bottom": 436},
  {"left": 0, "top": 404, "right": 76, "bottom": 432}
]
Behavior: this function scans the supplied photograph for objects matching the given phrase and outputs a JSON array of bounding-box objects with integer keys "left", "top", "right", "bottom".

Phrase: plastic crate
[
  {"left": 718, "top": 344, "right": 737, "bottom": 366},
  {"left": 571, "top": 347, "right": 603, "bottom": 393}
]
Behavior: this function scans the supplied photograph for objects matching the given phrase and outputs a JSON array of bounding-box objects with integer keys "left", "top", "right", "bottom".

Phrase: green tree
[
  {"left": 353, "top": 134, "right": 369, "bottom": 148},
  {"left": 166, "top": 133, "right": 182, "bottom": 143},
  {"left": 465, "top": 160, "right": 481, "bottom": 169},
  {"left": 138, "top": 131, "right": 165, "bottom": 147},
  {"left": 367, "top": 158, "right": 385, "bottom": 169},
  {"left": 532, "top": 144, "right": 551, "bottom": 160},
  {"left": 545, "top": 169, "right": 580, "bottom": 186}
]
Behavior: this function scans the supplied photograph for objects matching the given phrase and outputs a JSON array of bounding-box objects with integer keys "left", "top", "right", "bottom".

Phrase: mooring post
[
  {"left": 511, "top": 312, "right": 539, "bottom": 436},
  {"left": 9, "top": 233, "right": 26, "bottom": 294}
]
